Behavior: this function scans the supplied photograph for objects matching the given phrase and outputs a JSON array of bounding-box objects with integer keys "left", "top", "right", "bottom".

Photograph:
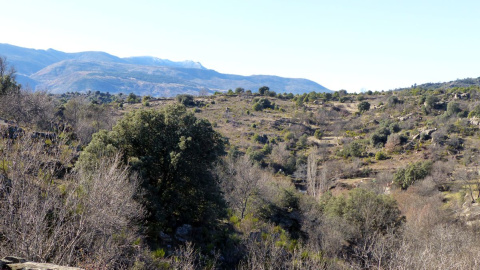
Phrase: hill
[
  {"left": 2, "top": 80, "right": 480, "bottom": 268},
  {"left": 0, "top": 43, "right": 331, "bottom": 96}
]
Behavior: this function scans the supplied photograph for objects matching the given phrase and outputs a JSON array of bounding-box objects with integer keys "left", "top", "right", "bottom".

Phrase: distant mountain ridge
[{"left": 0, "top": 43, "right": 331, "bottom": 97}]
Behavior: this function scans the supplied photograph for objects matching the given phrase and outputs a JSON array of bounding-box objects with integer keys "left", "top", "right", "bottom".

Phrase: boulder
[
  {"left": 0, "top": 257, "right": 83, "bottom": 270},
  {"left": 175, "top": 224, "right": 192, "bottom": 242}
]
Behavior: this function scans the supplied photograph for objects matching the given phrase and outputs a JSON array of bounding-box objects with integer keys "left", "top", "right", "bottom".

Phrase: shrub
[
  {"left": 387, "top": 96, "right": 401, "bottom": 107},
  {"left": 284, "top": 131, "right": 294, "bottom": 141},
  {"left": 339, "top": 141, "right": 363, "bottom": 158},
  {"left": 339, "top": 96, "right": 349, "bottom": 103},
  {"left": 247, "top": 147, "right": 264, "bottom": 162},
  {"left": 296, "top": 134, "right": 308, "bottom": 148},
  {"left": 393, "top": 161, "right": 433, "bottom": 189},
  {"left": 446, "top": 102, "right": 461, "bottom": 116},
  {"left": 314, "top": 129, "right": 323, "bottom": 140},
  {"left": 252, "top": 103, "right": 263, "bottom": 111},
  {"left": 375, "top": 151, "right": 388, "bottom": 160},
  {"left": 176, "top": 94, "right": 195, "bottom": 106},
  {"left": 357, "top": 101, "right": 370, "bottom": 113},
  {"left": 370, "top": 127, "right": 391, "bottom": 147}
]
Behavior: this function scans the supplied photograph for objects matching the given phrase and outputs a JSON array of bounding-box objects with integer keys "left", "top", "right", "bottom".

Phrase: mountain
[{"left": 0, "top": 43, "right": 331, "bottom": 96}]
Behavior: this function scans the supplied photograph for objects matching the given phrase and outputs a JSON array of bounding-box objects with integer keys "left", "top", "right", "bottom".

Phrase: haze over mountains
[{"left": 0, "top": 43, "right": 331, "bottom": 97}]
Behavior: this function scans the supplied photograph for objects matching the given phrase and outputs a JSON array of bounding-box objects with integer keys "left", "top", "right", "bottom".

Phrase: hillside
[
  {"left": 0, "top": 43, "right": 331, "bottom": 96},
  {"left": 3, "top": 60, "right": 480, "bottom": 268}
]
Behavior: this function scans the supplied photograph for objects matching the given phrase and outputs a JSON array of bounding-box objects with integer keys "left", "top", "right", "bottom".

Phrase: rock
[
  {"left": 175, "top": 224, "right": 192, "bottom": 242},
  {"left": 0, "top": 257, "right": 83, "bottom": 270},
  {"left": 423, "top": 128, "right": 437, "bottom": 136},
  {"left": 2, "top": 257, "right": 26, "bottom": 263},
  {"left": 159, "top": 231, "right": 172, "bottom": 242}
]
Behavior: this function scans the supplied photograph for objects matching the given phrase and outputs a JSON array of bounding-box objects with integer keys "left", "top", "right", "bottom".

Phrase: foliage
[
  {"left": 252, "top": 98, "right": 274, "bottom": 111},
  {"left": 79, "top": 104, "right": 226, "bottom": 232},
  {"left": 126, "top": 92, "right": 140, "bottom": 103},
  {"left": 357, "top": 101, "right": 371, "bottom": 113},
  {"left": 296, "top": 134, "right": 308, "bottom": 148},
  {"left": 393, "top": 161, "right": 433, "bottom": 189},
  {"left": 370, "top": 127, "right": 391, "bottom": 147},
  {"left": 339, "top": 141, "right": 363, "bottom": 158},
  {"left": 176, "top": 94, "right": 195, "bottom": 106},
  {"left": 375, "top": 151, "right": 388, "bottom": 160},
  {"left": 258, "top": 86, "right": 270, "bottom": 95},
  {"left": 446, "top": 101, "right": 461, "bottom": 116}
]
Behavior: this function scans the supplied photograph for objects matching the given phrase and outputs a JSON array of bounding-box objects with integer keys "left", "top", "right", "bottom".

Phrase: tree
[
  {"left": 0, "top": 57, "right": 20, "bottom": 96},
  {"left": 176, "top": 94, "right": 195, "bottom": 106},
  {"left": 79, "top": 104, "right": 226, "bottom": 233},
  {"left": 218, "top": 155, "right": 265, "bottom": 219},
  {"left": 126, "top": 92, "right": 139, "bottom": 103},
  {"left": 446, "top": 101, "right": 461, "bottom": 116},
  {"left": 306, "top": 148, "right": 319, "bottom": 198},
  {"left": 424, "top": 95, "right": 439, "bottom": 109},
  {"left": 393, "top": 161, "right": 433, "bottom": 189},
  {"left": 357, "top": 101, "right": 371, "bottom": 113},
  {"left": 259, "top": 86, "right": 270, "bottom": 95},
  {"left": 235, "top": 87, "right": 245, "bottom": 94}
]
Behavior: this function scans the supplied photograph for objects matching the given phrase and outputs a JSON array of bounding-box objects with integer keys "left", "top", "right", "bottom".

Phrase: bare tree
[
  {"left": 0, "top": 137, "right": 144, "bottom": 268},
  {"left": 218, "top": 155, "right": 266, "bottom": 219},
  {"left": 306, "top": 147, "right": 318, "bottom": 198}
]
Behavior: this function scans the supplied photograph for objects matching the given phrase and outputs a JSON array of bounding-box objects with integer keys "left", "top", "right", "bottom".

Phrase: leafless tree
[
  {"left": 0, "top": 137, "right": 144, "bottom": 268},
  {"left": 306, "top": 147, "right": 318, "bottom": 198},
  {"left": 218, "top": 155, "right": 266, "bottom": 219}
]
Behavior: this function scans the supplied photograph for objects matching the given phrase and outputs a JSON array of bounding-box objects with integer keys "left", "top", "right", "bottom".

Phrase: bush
[
  {"left": 357, "top": 101, "right": 370, "bottom": 113},
  {"left": 176, "top": 94, "right": 195, "bottom": 106},
  {"left": 387, "top": 96, "right": 401, "bottom": 107},
  {"left": 393, "top": 161, "right": 433, "bottom": 189},
  {"left": 252, "top": 103, "right": 263, "bottom": 111},
  {"left": 296, "top": 134, "right": 308, "bottom": 148},
  {"left": 446, "top": 102, "right": 461, "bottom": 116},
  {"left": 375, "top": 151, "right": 388, "bottom": 160},
  {"left": 284, "top": 131, "right": 294, "bottom": 141},
  {"left": 314, "top": 129, "right": 323, "bottom": 140},
  {"left": 339, "top": 141, "right": 363, "bottom": 158},
  {"left": 370, "top": 127, "right": 391, "bottom": 147}
]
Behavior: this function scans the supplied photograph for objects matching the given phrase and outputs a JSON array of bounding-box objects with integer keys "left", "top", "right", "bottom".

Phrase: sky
[{"left": 2, "top": 0, "right": 480, "bottom": 92}]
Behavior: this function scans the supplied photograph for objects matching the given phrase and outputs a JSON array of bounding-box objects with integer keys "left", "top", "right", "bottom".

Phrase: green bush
[
  {"left": 393, "top": 161, "right": 433, "bottom": 189},
  {"left": 176, "top": 94, "right": 195, "bottom": 106},
  {"left": 314, "top": 129, "right": 323, "bottom": 140},
  {"left": 284, "top": 131, "right": 294, "bottom": 141},
  {"left": 296, "top": 134, "right": 308, "bottom": 148},
  {"left": 339, "top": 141, "right": 363, "bottom": 158},
  {"left": 370, "top": 127, "right": 391, "bottom": 147},
  {"left": 252, "top": 103, "right": 263, "bottom": 111},
  {"left": 322, "top": 188, "right": 404, "bottom": 241},
  {"left": 446, "top": 102, "right": 461, "bottom": 116},
  {"left": 357, "top": 101, "right": 370, "bottom": 113},
  {"left": 375, "top": 151, "right": 388, "bottom": 160}
]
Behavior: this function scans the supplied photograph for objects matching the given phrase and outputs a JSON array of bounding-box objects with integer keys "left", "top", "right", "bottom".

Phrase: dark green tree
[
  {"left": 0, "top": 57, "right": 20, "bottom": 96},
  {"left": 258, "top": 86, "right": 270, "bottom": 95},
  {"left": 235, "top": 87, "right": 245, "bottom": 94},
  {"left": 79, "top": 104, "right": 226, "bottom": 233},
  {"left": 176, "top": 94, "right": 195, "bottom": 106},
  {"left": 126, "top": 93, "right": 139, "bottom": 103},
  {"left": 357, "top": 101, "right": 371, "bottom": 113}
]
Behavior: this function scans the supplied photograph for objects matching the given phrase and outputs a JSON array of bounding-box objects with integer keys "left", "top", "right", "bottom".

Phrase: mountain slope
[{"left": 0, "top": 43, "right": 331, "bottom": 96}]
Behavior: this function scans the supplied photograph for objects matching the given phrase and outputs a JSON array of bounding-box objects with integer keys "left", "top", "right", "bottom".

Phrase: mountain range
[{"left": 0, "top": 43, "right": 331, "bottom": 97}]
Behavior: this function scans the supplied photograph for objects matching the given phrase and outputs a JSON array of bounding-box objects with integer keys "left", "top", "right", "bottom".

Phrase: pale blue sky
[{"left": 2, "top": 0, "right": 480, "bottom": 92}]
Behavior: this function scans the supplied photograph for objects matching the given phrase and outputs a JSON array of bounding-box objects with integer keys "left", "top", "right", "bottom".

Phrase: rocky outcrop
[{"left": 0, "top": 257, "right": 83, "bottom": 270}]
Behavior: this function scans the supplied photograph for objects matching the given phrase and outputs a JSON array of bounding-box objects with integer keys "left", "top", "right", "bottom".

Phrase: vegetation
[{"left": 2, "top": 62, "right": 480, "bottom": 269}]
